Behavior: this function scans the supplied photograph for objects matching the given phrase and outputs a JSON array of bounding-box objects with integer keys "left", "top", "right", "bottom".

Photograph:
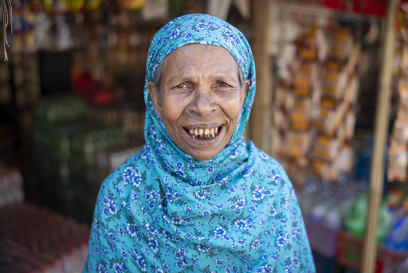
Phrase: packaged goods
[
  {"left": 297, "top": 63, "right": 318, "bottom": 78},
  {"left": 312, "top": 160, "right": 338, "bottom": 182},
  {"left": 294, "top": 74, "right": 312, "bottom": 91},
  {"left": 388, "top": 4, "right": 408, "bottom": 182},
  {"left": 335, "top": 145, "right": 354, "bottom": 174},
  {"left": 272, "top": 108, "right": 289, "bottom": 132},
  {"left": 320, "top": 96, "right": 337, "bottom": 110},
  {"left": 388, "top": 145, "right": 408, "bottom": 182},
  {"left": 398, "top": 81, "right": 408, "bottom": 117},
  {"left": 285, "top": 131, "right": 312, "bottom": 168},
  {"left": 285, "top": 131, "right": 313, "bottom": 155},
  {"left": 344, "top": 110, "right": 356, "bottom": 139},
  {"left": 297, "top": 180, "right": 367, "bottom": 249},
  {"left": 293, "top": 86, "right": 312, "bottom": 97},
  {"left": 273, "top": 86, "right": 287, "bottom": 107},
  {"left": 391, "top": 117, "right": 408, "bottom": 144},
  {"left": 343, "top": 76, "right": 358, "bottom": 105},
  {"left": 345, "top": 192, "right": 392, "bottom": 244},
  {"left": 314, "top": 108, "right": 333, "bottom": 133},
  {"left": 298, "top": 45, "right": 318, "bottom": 61},
  {"left": 270, "top": 13, "right": 360, "bottom": 183},
  {"left": 322, "top": 80, "right": 345, "bottom": 101},
  {"left": 313, "top": 135, "right": 340, "bottom": 162},
  {"left": 293, "top": 97, "right": 312, "bottom": 111},
  {"left": 282, "top": 91, "right": 296, "bottom": 111},
  {"left": 384, "top": 202, "right": 408, "bottom": 253},
  {"left": 287, "top": 145, "right": 307, "bottom": 164},
  {"left": 290, "top": 110, "right": 310, "bottom": 131},
  {"left": 330, "top": 28, "right": 353, "bottom": 60}
]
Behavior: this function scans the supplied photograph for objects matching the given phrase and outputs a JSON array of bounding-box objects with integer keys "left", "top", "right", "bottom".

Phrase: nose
[{"left": 188, "top": 88, "right": 216, "bottom": 116}]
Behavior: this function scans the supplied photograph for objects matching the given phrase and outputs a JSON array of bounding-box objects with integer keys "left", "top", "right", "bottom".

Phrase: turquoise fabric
[{"left": 84, "top": 13, "right": 315, "bottom": 273}]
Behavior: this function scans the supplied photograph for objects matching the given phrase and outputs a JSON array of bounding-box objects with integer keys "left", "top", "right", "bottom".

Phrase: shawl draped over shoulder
[{"left": 84, "top": 13, "right": 315, "bottom": 273}]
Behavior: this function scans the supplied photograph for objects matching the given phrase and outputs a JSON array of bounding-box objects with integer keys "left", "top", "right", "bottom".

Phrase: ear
[
  {"left": 147, "top": 81, "right": 162, "bottom": 118},
  {"left": 240, "top": 79, "right": 250, "bottom": 105}
]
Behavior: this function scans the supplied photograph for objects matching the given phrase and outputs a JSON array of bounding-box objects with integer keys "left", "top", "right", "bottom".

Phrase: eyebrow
[{"left": 166, "top": 73, "right": 239, "bottom": 85}]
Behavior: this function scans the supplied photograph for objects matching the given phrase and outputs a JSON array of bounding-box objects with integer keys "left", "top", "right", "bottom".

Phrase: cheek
[
  {"left": 223, "top": 98, "right": 244, "bottom": 119},
  {"left": 160, "top": 97, "right": 186, "bottom": 123}
]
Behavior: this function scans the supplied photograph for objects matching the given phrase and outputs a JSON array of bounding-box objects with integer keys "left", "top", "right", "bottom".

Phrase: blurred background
[{"left": 1, "top": 0, "right": 408, "bottom": 272}]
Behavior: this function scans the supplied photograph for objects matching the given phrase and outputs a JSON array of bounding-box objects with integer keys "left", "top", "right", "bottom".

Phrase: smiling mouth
[{"left": 184, "top": 126, "right": 222, "bottom": 140}]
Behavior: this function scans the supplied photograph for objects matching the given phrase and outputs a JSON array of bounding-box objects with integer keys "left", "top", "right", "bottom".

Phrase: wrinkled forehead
[{"left": 160, "top": 44, "right": 240, "bottom": 74}]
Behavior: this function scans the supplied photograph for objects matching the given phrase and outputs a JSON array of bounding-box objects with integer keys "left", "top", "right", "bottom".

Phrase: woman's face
[{"left": 148, "top": 44, "right": 249, "bottom": 161}]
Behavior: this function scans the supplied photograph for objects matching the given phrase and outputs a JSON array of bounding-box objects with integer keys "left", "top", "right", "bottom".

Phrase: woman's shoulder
[
  {"left": 98, "top": 144, "right": 151, "bottom": 189},
  {"left": 246, "top": 141, "right": 293, "bottom": 187},
  {"left": 247, "top": 141, "right": 287, "bottom": 170}
]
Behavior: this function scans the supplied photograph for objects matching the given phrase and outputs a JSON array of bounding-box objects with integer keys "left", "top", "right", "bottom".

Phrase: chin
[
  {"left": 191, "top": 153, "right": 215, "bottom": 161},
  {"left": 188, "top": 150, "right": 219, "bottom": 161}
]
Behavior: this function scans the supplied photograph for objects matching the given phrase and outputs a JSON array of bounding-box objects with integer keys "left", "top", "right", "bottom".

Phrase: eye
[
  {"left": 175, "top": 83, "right": 187, "bottom": 89},
  {"left": 215, "top": 81, "right": 232, "bottom": 88}
]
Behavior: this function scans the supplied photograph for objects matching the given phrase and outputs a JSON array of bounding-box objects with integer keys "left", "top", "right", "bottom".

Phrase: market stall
[{"left": 1, "top": 0, "right": 408, "bottom": 272}]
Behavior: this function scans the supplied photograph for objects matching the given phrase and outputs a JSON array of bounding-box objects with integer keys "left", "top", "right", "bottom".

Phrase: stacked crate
[{"left": 33, "top": 95, "right": 129, "bottom": 222}]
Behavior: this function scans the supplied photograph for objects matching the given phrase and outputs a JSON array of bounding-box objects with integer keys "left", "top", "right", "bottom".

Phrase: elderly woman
[{"left": 84, "top": 14, "right": 315, "bottom": 272}]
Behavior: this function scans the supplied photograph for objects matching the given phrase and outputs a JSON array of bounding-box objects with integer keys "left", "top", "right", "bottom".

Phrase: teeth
[{"left": 187, "top": 127, "right": 220, "bottom": 139}]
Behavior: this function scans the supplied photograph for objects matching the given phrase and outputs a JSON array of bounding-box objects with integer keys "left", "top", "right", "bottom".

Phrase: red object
[
  {"left": 87, "top": 82, "right": 116, "bottom": 105},
  {"left": 73, "top": 72, "right": 92, "bottom": 95},
  {"left": 336, "top": 230, "right": 408, "bottom": 272},
  {"left": 382, "top": 248, "right": 408, "bottom": 272},
  {"left": 322, "top": 0, "right": 387, "bottom": 17},
  {"left": 337, "top": 231, "right": 383, "bottom": 272},
  {"left": 322, "top": 0, "right": 347, "bottom": 11},
  {"left": 90, "top": 88, "right": 116, "bottom": 105},
  {"left": 353, "top": 0, "right": 387, "bottom": 17},
  {"left": 73, "top": 72, "right": 115, "bottom": 105}
]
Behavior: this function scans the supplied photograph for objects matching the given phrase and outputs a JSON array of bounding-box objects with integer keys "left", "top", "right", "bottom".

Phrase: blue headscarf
[
  {"left": 84, "top": 14, "right": 315, "bottom": 273},
  {"left": 144, "top": 13, "right": 255, "bottom": 166}
]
